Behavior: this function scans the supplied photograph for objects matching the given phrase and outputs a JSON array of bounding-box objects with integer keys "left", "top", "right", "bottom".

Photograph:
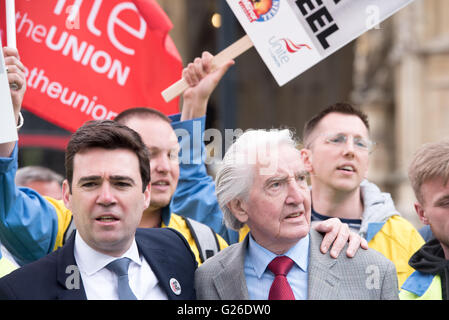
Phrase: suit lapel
[
  {"left": 56, "top": 232, "right": 87, "bottom": 300},
  {"left": 307, "top": 229, "right": 341, "bottom": 300},
  {"left": 136, "top": 231, "right": 192, "bottom": 300},
  {"left": 213, "top": 237, "right": 250, "bottom": 300},
  {"left": 139, "top": 247, "right": 175, "bottom": 297}
]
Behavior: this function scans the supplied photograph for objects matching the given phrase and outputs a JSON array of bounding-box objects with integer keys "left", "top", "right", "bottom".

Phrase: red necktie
[{"left": 268, "top": 256, "right": 295, "bottom": 300}]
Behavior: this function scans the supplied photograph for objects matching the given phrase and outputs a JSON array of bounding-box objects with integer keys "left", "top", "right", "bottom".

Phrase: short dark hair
[
  {"left": 65, "top": 120, "right": 150, "bottom": 192},
  {"left": 303, "top": 102, "right": 370, "bottom": 147},
  {"left": 114, "top": 107, "right": 171, "bottom": 125}
]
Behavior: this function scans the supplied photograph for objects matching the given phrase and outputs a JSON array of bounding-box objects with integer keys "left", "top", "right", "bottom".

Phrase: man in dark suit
[{"left": 0, "top": 120, "right": 197, "bottom": 300}]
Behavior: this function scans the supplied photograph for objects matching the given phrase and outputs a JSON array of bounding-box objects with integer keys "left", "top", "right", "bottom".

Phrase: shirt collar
[
  {"left": 74, "top": 232, "right": 141, "bottom": 276},
  {"left": 161, "top": 205, "right": 172, "bottom": 227},
  {"left": 246, "top": 233, "right": 310, "bottom": 279}
]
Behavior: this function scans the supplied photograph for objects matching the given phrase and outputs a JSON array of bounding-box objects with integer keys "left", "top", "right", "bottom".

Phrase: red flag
[
  {"left": 131, "top": 0, "right": 172, "bottom": 33},
  {"left": 1, "top": 0, "right": 182, "bottom": 132},
  {"left": 0, "top": 2, "right": 6, "bottom": 45},
  {"left": 131, "top": 0, "right": 181, "bottom": 62}
]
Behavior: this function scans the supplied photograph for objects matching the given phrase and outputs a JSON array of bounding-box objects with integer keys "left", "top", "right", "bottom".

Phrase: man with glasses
[{"left": 300, "top": 102, "right": 424, "bottom": 288}]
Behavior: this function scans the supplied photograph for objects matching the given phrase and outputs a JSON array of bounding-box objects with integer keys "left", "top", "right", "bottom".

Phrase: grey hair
[
  {"left": 15, "top": 166, "right": 64, "bottom": 187},
  {"left": 215, "top": 128, "right": 299, "bottom": 230}
]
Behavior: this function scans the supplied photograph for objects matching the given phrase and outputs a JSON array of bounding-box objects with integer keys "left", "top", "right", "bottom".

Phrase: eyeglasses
[{"left": 323, "top": 133, "right": 375, "bottom": 152}]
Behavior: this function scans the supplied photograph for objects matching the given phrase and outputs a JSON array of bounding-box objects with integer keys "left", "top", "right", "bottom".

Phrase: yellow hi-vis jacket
[
  {"left": 0, "top": 256, "right": 17, "bottom": 278},
  {"left": 366, "top": 215, "right": 425, "bottom": 288}
]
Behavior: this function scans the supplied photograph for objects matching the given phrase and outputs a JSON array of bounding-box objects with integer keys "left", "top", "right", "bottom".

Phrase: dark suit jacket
[{"left": 0, "top": 228, "right": 197, "bottom": 300}]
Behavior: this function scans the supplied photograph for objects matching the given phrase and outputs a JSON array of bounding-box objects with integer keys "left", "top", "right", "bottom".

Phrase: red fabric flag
[
  {"left": 131, "top": 0, "right": 181, "bottom": 62},
  {"left": 1, "top": 0, "right": 182, "bottom": 132},
  {"left": 132, "top": 0, "right": 172, "bottom": 33}
]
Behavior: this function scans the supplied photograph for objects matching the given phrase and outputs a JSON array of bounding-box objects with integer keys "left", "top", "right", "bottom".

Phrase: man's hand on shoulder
[{"left": 313, "top": 218, "right": 369, "bottom": 258}]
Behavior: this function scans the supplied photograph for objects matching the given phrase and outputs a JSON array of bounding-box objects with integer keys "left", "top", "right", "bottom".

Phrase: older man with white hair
[{"left": 194, "top": 129, "right": 399, "bottom": 300}]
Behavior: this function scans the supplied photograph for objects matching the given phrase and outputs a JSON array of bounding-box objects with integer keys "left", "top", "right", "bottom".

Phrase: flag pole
[
  {"left": 5, "top": 0, "right": 16, "bottom": 48},
  {"left": 161, "top": 34, "right": 253, "bottom": 103}
]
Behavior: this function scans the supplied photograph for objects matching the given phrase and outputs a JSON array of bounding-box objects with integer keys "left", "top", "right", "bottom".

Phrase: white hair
[{"left": 215, "top": 128, "right": 299, "bottom": 230}]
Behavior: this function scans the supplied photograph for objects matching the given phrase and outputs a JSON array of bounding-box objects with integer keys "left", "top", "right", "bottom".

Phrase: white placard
[
  {"left": 6, "top": 0, "right": 17, "bottom": 48},
  {"left": 226, "top": 0, "right": 414, "bottom": 85},
  {"left": 0, "top": 38, "right": 18, "bottom": 144}
]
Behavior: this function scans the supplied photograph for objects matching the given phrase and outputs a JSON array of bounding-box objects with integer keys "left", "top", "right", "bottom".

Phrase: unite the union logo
[
  {"left": 238, "top": 0, "right": 280, "bottom": 23},
  {"left": 268, "top": 36, "right": 312, "bottom": 68}
]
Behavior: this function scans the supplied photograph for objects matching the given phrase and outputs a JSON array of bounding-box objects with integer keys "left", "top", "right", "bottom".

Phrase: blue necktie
[{"left": 106, "top": 257, "right": 138, "bottom": 300}]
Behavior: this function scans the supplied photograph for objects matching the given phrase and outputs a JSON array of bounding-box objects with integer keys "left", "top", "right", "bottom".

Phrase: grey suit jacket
[{"left": 194, "top": 229, "right": 398, "bottom": 300}]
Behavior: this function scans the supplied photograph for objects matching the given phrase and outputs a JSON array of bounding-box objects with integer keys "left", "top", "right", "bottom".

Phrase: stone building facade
[{"left": 352, "top": 0, "right": 448, "bottom": 227}]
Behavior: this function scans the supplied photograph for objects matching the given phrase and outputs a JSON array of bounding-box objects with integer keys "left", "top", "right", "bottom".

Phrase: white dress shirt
[{"left": 74, "top": 232, "right": 168, "bottom": 300}]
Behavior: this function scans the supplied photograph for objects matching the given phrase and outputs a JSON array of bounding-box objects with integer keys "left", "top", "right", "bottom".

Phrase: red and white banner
[{"left": 1, "top": 0, "right": 182, "bottom": 132}]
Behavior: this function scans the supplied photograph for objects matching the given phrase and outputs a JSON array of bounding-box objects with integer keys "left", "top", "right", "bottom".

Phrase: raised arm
[
  {"left": 170, "top": 52, "right": 239, "bottom": 243},
  {"left": 0, "top": 47, "right": 71, "bottom": 265},
  {"left": 180, "top": 51, "right": 234, "bottom": 121}
]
